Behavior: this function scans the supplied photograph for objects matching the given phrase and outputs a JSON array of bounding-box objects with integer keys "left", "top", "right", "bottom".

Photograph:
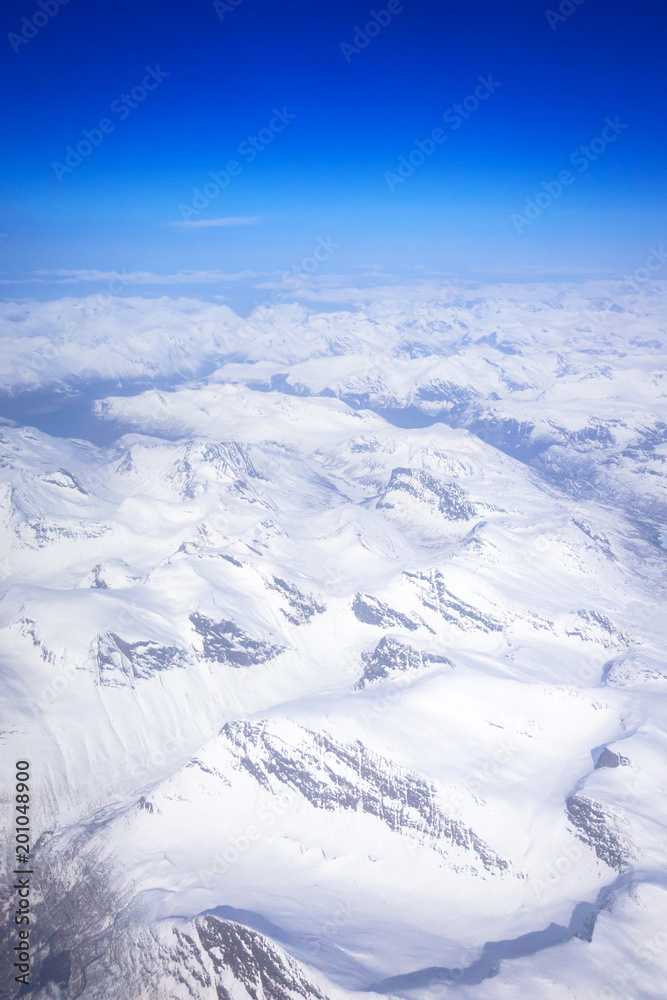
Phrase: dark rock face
[
  {"left": 21, "top": 515, "right": 110, "bottom": 548},
  {"left": 567, "top": 610, "right": 628, "bottom": 647},
  {"left": 162, "top": 440, "right": 266, "bottom": 501},
  {"left": 96, "top": 631, "right": 188, "bottom": 685},
  {"left": 90, "top": 564, "right": 110, "bottom": 589},
  {"left": 414, "top": 380, "right": 478, "bottom": 405},
  {"left": 572, "top": 519, "right": 616, "bottom": 560},
  {"left": 44, "top": 468, "right": 89, "bottom": 493},
  {"left": 18, "top": 617, "right": 56, "bottom": 663},
  {"left": 190, "top": 612, "right": 284, "bottom": 667},
  {"left": 601, "top": 652, "right": 667, "bottom": 687},
  {"left": 356, "top": 636, "right": 452, "bottom": 689},
  {"left": 192, "top": 917, "right": 328, "bottom": 1000},
  {"left": 566, "top": 795, "right": 633, "bottom": 871},
  {"left": 17, "top": 825, "right": 326, "bottom": 1000},
  {"left": 377, "top": 467, "right": 476, "bottom": 521},
  {"left": 219, "top": 721, "right": 509, "bottom": 873},
  {"left": 404, "top": 569, "right": 503, "bottom": 632},
  {"left": 29, "top": 915, "right": 329, "bottom": 1000},
  {"left": 352, "top": 594, "right": 429, "bottom": 632},
  {"left": 267, "top": 577, "right": 326, "bottom": 626},
  {"left": 595, "top": 748, "right": 629, "bottom": 769}
]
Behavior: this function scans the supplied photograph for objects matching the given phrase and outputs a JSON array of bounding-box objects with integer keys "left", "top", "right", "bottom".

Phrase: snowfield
[{"left": 0, "top": 281, "right": 666, "bottom": 999}]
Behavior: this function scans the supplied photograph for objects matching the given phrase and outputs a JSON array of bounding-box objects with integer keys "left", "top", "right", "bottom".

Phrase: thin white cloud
[
  {"left": 168, "top": 216, "right": 262, "bottom": 229},
  {"left": 27, "top": 269, "right": 259, "bottom": 285},
  {"left": 249, "top": 271, "right": 467, "bottom": 304},
  {"left": 0, "top": 268, "right": 648, "bottom": 298}
]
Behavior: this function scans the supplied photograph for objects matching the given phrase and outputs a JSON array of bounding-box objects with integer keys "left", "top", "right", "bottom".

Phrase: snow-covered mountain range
[{"left": 0, "top": 281, "right": 666, "bottom": 999}]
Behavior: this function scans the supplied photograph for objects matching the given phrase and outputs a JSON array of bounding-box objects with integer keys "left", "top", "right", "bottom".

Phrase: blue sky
[{"left": 1, "top": 0, "right": 666, "bottom": 304}]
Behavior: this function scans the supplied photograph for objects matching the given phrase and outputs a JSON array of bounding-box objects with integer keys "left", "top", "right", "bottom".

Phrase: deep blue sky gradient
[{"left": 1, "top": 0, "right": 666, "bottom": 297}]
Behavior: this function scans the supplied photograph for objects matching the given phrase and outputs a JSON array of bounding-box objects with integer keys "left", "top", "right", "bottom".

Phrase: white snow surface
[{"left": 0, "top": 281, "right": 666, "bottom": 999}]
